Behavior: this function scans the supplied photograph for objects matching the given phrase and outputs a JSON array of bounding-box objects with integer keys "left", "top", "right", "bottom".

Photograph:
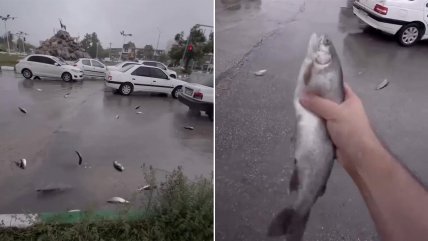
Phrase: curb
[
  {"left": 0, "top": 210, "right": 146, "bottom": 228},
  {"left": 0, "top": 66, "right": 15, "bottom": 71}
]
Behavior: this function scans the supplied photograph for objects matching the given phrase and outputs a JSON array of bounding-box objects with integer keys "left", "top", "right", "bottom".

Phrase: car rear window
[{"left": 120, "top": 64, "right": 137, "bottom": 72}]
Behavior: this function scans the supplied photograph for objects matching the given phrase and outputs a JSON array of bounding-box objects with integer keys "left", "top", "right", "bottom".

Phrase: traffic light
[{"left": 187, "top": 44, "right": 193, "bottom": 52}]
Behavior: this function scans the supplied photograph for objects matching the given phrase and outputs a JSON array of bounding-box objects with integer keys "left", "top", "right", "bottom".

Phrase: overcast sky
[{"left": 0, "top": 0, "right": 213, "bottom": 50}]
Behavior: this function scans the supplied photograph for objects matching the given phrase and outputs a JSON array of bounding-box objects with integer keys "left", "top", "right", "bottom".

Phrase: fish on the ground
[
  {"left": 18, "top": 107, "right": 27, "bottom": 114},
  {"left": 36, "top": 88, "right": 43, "bottom": 92},
  {"left": 376, "top": 79, "right": 389, "bottom": 90},
  {"left": 254, "top": 69, "right": 267, "bottom": 76},
  {"left": 107, "top": 197, "right": 129, "bottom": 204},
  {"left": 75, "top": 151, "right": 83, "bottom": 165},
  {"left": 113, "top": 161, "right": 124, "bottom": 172},
  {"left": 64, "top": 93, "right": 70, "bottom": 98},
  {"left": 67, "top": 209, "right": 81, "bottom": 212},
  {"left": 115, "top": 115, "right": 120, "bottom": 119},
  {"left": 184, "top": 126, "right": 194, "bottom": 130},
  {"left": 136, "top": 111, "right": 143, "bottom": 114},
  {"left": 268, "top": 33, "right": 345, "bottom": 241},
  {"left": 15, "top": 159, "right": 26, "bottom": 169},
  {"left": 137, "top": 185, "right": 156, "bottom": 191},
  {"left": 135, "top": 105, "right": 141, "bottom": 109},
  {"left": 36, "top": 184, "right": 72, "bottom": 194}
]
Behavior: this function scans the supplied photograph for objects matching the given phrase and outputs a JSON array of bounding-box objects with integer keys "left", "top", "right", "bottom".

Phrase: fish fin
[
  {"left": 267, "top": 208, "right": 311, "bottom": 241},
  {"left": 289, "top": 164, "right": 299, "bottom": 193}
]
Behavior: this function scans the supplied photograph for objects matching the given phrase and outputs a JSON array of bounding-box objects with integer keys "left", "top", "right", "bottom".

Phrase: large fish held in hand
[{"left": 268, "top": 33, "right": 345, "bottom": 240}]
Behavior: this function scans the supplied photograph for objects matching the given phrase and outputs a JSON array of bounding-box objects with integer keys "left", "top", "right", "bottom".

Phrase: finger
[
  {"left": 300, "top": 93, "right": 341, "bottom": 120},
  {"left": 343, "top": 83, "right": 356, "bottom": 100}
]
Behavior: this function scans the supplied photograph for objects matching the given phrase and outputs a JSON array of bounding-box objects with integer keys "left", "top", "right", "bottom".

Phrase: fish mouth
[{"left": 308, "top": 33, "right": 332, "bottom": 66}]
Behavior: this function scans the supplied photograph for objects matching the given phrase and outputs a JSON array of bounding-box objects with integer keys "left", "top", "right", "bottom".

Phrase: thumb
[{"left": 300, "top": 93, "right": 340, "bottom": 120}]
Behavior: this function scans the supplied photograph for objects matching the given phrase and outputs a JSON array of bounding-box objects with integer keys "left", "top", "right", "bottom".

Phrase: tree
[
  {"left": 142, "top": 45, "right": 154, "bottom": 60},
  {"left": 123, "top": 41, "right": 136, "bottom": 52},
  {"left": 80, "top": 32, "right": 103, "bottom": 58},
  {"left": 168, "top": 44, "right": 184, "bottom": 66},
  {"left": 189, "top": 25, "right": 206, "bottom": 43}
]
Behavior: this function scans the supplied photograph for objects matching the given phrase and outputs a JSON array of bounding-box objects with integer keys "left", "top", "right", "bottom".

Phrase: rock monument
[{"left": 35, "top": 30, "right": 90, "bottom": 60}]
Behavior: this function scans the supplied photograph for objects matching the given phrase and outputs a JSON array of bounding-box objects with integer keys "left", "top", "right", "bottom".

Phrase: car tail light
[
  {"left": 108, "top": 75, "right": 112, "bottom": 81},
  {"left": 193, "top": 92, "right": 203, "bottom": 100},
  {"left": 374, "top": 4, "right": 388, "bottom": 15}
]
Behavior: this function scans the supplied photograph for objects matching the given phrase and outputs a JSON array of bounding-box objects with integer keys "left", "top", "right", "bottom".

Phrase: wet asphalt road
[
  {"left": 0, "top": 71, "right": 212, "bottom": 213},
  {"left": 216, "top": 0, "right": 428, "bottom": 240}
]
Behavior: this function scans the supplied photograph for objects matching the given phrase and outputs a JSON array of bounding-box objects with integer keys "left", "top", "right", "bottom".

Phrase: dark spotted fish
[{"left": 268, "top": 33, "right": 345, "bottom": 241}]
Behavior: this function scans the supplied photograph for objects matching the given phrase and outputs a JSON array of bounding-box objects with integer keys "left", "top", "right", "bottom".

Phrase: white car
[
  {"left": 15, "top": 54, "right": 83, "bottom": 81},
  {"left": 74, "top": 58, "right": 107, "bottom": 78},
  {"left": 106, "top": 61, "right": 139, "bottom": 71},
  {"left": 105, "top": 64, "right": 186, "bottom": 97},
  {"left": 177, "top": 74, "right": 214, "bottom": 121},
  {"left": 353, "top": 0, "right": 428, "bottom": 46},
  {"left": 139, "top": 60, "right": 178, "bottom": 78}
]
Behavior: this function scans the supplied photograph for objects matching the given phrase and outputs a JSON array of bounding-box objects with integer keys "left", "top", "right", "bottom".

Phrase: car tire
[
  {"left": 170, "top": 74, "right": 176, "bottom": 79},
  {"left": 119, "top": 82, "right": 133, "bottom": 96},
  {"left": 397, "top": 23, "right": 422, "bottom": 47},
  {"left": 171, "top": 86, "right": 182, "bottom": 99},
  {"left": 207, "top": 108, "right": 213, "bottom": 121},
  {"left": 22, "top": 69, "right": 32, "bottom": 79},
  {"left": 62, "top": 72, "right": 72, "bottom": 82}
]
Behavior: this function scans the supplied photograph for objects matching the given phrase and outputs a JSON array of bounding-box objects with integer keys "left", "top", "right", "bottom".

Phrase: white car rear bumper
[{"left": 353, "top": 4, "right": 402, "bottom": 35}]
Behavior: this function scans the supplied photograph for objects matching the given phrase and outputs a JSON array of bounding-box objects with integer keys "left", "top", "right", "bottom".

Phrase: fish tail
[{"left": 267, "top": 207, "right": 311, "bottom": 241}]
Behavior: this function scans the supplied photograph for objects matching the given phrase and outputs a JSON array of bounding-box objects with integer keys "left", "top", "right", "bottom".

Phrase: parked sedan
[
  {"left": 139, "top": 60, "right": 178, "bottom": 78},
  {"left": 15, "top": 54, "right": 83, "bottom": 82},
  {"left": 105, "top": 64, "right": 186, "bottom": 97},
  {"left": 106, "top": 61, "right": 139, "bottom": 71},
  {"left": 74, "top": 58, "right": 107, "bottom": 78},
  {"left": 178, "top": 74, "right": 213, "bottom": 121}
]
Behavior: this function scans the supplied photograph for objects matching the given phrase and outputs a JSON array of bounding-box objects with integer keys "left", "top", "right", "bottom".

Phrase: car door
[
  {"left": 39, "top": 56, "right": 59, "bottom": 78},
  {"left": 149, "top": 67, "right": 174, "bottom": 94},
  {"left": 26, "top": 56, "right": 43, "bottom": 75},
  {"left": 81, "top": 59, "right": 93, "bottom": 76},
  {"left": 91, "top": 60, "right": 106, "bottom": 78},
  {"left": 130, "top": 66, "right": 156, "bottom": 92}
]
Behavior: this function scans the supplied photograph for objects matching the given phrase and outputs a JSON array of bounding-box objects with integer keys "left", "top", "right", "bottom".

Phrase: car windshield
[
  {"left": 120, "top": 64, "right": 136, "bottom": 72},
  {"left": 186, "top": 73, "right": 213, "bottom": 87},
  {"left": 52, "top": 57, "right": 67, "bottom": 65}
]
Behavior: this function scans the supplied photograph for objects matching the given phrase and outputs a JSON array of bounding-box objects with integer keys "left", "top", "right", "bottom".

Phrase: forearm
[{"left": 341, "top": 138, "right": 428, "bottom": 241}]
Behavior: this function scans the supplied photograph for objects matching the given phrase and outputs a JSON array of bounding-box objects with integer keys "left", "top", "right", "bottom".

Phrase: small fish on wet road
[
  {"left": 184, "top": 126, "right": 194, "bottom": 130},
  {"left": 67, "top": 209, "right": 81, "bottom": 212},
  {"left": 113, "top": 161, "right": 124, "bottom": 172},
  {"left": 18, "top": 107, "right": 27, "bottom": 114},
  {"left": 64, "top": 93, "right": 70, "bottom": 98},
  {"left": 136, "top": 111, "right": 143, "bottom": 114},
  {"left": 115, "top": 115, "right": 120, "bottom": 119},
  {"left": 254, "top": 69, "right": 267, "bottom": 76},
  {"left": 107, "top": 197, "right": 129, "bottom": 204},
  {"left": 137, "top": 185, "right": 156, "bottom": 191},
  {"left": 15, "top": 159, "right": 26, "bottom": 169},
  {"left": 376, "top": 79, "right": 389, "bottom": 90},
  {"left": 36, "top": 88, "right": 43, "bottom": 92},
  {"left": 75, "top": 151, "right": 83, "bottom": 165},
  {"left": 268, "top": 33, "right": 345, "bottom": 241},
  {"left": 135, "top": 105, "right": 141, "bottom": 109}
]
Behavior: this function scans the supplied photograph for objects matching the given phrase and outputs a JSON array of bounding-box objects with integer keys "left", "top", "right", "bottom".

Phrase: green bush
[{"left": 0, "top": 167, "right": 213, "bottom": 241}]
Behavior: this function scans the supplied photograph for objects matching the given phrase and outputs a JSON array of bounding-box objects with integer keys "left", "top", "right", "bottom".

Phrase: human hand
[{"left": 299, "top": 84, "right": 380, "bottom": 170}]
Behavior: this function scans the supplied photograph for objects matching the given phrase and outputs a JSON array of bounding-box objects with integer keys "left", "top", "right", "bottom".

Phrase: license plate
[{"left": 185, "top": 87, "right": 193, "bottom": 96}]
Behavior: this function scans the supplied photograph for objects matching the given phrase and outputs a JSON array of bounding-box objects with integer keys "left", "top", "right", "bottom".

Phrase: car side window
[
  {"left": 41, "top": 57, "right": 56, "bottom": 65},
  {"left": 123, "top": 63, "right": 135, "bottom": 68},
  {"left": 156, "top": 63, "right": 167, "bottom": 70},
  {"left": 150, "top": 68, "right": 168, "bottom": 80},
  {"left": 82, "top": 60, "right": 91, "bottom": 66},
  {"left": 91, "top": 60, "right": 104, "bottom": 68},
  {"left": 131, "top": 66, "right": 151, "bottom": 77},
  {"left": 28, "top": 56, "right": 40, "bottom": 62}
]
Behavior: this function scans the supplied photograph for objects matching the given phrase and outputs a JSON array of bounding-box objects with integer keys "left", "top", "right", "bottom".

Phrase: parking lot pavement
[
  {"left": 0, "top": 71, "right": 213, "bottom": 213},
  {"left": 216, "top": 0, "right": 428, "bottom": 240}
]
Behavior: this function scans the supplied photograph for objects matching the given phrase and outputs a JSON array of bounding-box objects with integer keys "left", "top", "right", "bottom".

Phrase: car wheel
[
  {"left": 62, "top": 72, "right": 72, "bottom": 82},
  {"left": 22, "top": 69, "right": 32, "bottom": 79},
  {"left": 397, "top": 23, "right": 422, "bottom": 47},
  {"left": 207, "top": 108, "right": 213, "bottom": 121},
  {"left": 171, "top": 86, "right": 182, "bottom": 99},
  {"left": 119, "top": 82, "right": 133, "bottom": 96},
  {"left": 170, "top": 74, "right": 176, "bottom": 79}
]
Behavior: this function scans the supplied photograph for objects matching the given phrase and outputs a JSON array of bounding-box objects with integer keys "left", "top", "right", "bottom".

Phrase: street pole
[
  {"left": 4, "top": 22, "right": 10, "bottom": 54},
  {"left": 155, "top": 28, "right": 161, "bottom": 60},
  {"left": 109, "top": 42, "right": 112, "bottom": 60},
  {"left": 96, "top": 41, "right": 99, "bottom": 59}
]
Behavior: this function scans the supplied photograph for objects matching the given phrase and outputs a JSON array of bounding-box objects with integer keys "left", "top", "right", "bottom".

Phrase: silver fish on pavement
[
  {"left": 113, "top": 161, "right": 124, "bottom": 172},
  {"left": 107, "top": 197, "right": 129, "bottom": 204},
  {"left": 18, "top": 107, "right": 27, "bottom": 114},
  {"left": 16, "top": 158, "right": 27, "bottom": 169},
  {"left": 75, "top": 151, "right": 83, "bottom": 165},
  {"left": 268, "top": 33, "right": 345, "bottom": 241}
]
